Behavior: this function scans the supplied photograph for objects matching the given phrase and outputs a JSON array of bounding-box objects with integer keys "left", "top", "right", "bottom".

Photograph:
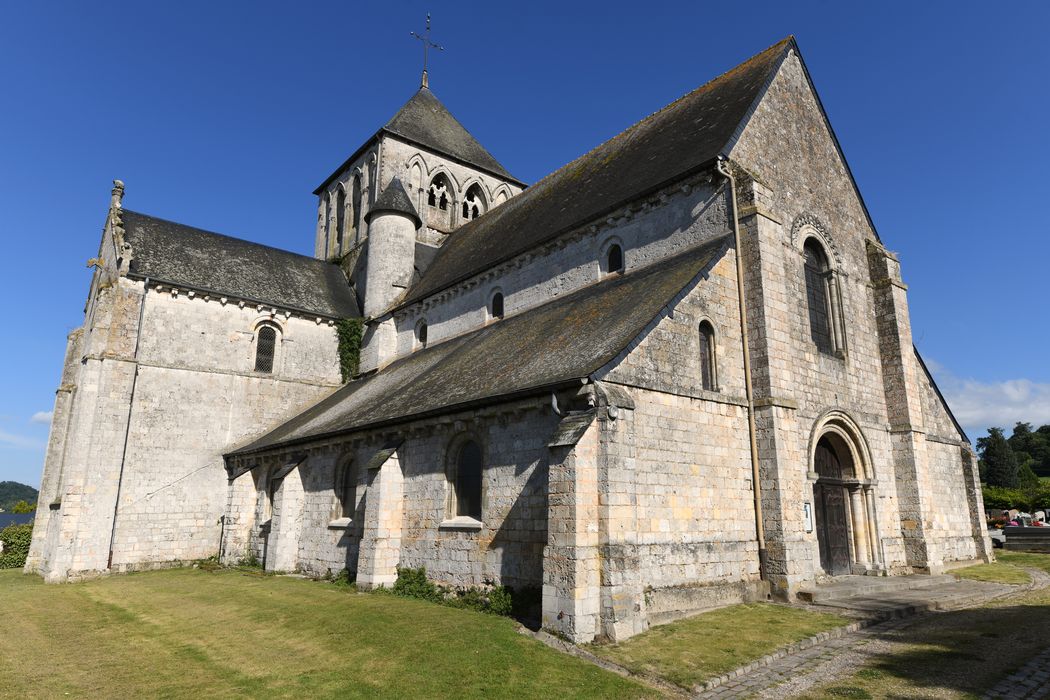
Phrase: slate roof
[
  {"left": 398, "top": 38, "right": 792, "bottom": 308},
  {"left": 229, "top": 235, "right": 730, "bottom": 456},
  {"left": 366, "top": 178, "right": 420, "bottom": 227},
  {"left": 121, "top": 210, "right": 360, "bottom": 319},
  {"left": 315, "top": 87, "right": 523, "bottom": 194}
]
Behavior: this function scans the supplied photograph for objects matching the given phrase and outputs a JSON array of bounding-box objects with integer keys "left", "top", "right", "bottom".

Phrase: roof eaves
[
  {"left": 312, "top": 130, "right": 381, "bottom": 196},
  {"left": 125, "top": 272, "right": 356, "bottom": 320},
  {"left": 225, "top": 376, "right": 584, "bottom": 458}
]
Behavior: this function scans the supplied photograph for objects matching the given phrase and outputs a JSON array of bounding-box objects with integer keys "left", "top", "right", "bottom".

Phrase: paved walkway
[
  {"left": 983, "top": 645, "right": 1050, "bottom": 700},
  {"left": 692, "top": 568, "right": 1050, "bottom": 699}
]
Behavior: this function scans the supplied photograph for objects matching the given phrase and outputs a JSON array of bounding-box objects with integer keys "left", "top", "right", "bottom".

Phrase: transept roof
[{"left": 121, "top": 210, "right": 360, "bottom": 319}]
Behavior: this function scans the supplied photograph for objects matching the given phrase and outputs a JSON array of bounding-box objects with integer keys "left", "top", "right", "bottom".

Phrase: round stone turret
[{"left": 363, "top": 178, "right": 420, "bottom": 319}]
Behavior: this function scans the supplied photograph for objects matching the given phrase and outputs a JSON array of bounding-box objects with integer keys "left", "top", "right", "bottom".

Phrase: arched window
[
  {"left": 426, "top": 174, "right": 453, "bottom": 229},
  {"left": 490, "top": 291, "right": 504, "bottom": 320},
  {"left": 254, "top": 324, "right": 278, "bottom": 373},
  {"left": 462, "top": 183, "right": 485, "bottom": 221},
  {"left": 803, "top": 239, "right": 845, "bottom": 356},
  {"left": 322, "top": 193, "right": 331, "bottom": 255},
  {"left": 335, "top": 187, "right": 346, "bottom": 255},
  {"left": 606, "top": 243, "right": 624, "bottom": 275},
  {"left": 332, "top": 458, "right": 356, "bottom": 521},
  {"left": 351, "top": 175, "right": 362, "bottom": 243},
  {"left": 263, "top": 467, "right": 280, "bottom": 522},
  {"left": 415, "top": 319, "right": 428, "bottom": 350},
  {"left": 448, "top": 439, "right": 483, "bottom": 520},
  {"left": 698, "top": 320, "right": 718, "bottom": 391}
]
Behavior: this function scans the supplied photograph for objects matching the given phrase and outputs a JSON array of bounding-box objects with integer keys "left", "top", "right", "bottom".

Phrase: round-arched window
[
  {"left": 606, "top": 243, "right": 624, "bottom": 275},
  {"left": 254, "top": 324, "right": 278, "bottom": 373},
  {"left": 449, "top": 439, "right": 483, "bottom": 520},
  {"left": 415, "top": 320, "right": 428, "bottom": 349},
  {"left": 490, "top": 291, "right": 504, "bottom": 320}
]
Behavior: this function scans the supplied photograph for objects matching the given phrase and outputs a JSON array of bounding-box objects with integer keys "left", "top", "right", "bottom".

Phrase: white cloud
[
  {"left": 0, "top": 429, "right": 45, "bottom": 450},
  {"left": 30, "top": 411, "right": 53, "bottom": 425},
  {"left": 930, "top": 365, "right": 1050, "bottom": 437}
]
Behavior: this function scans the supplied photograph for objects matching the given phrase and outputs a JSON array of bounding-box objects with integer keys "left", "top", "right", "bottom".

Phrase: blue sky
[{"left": 1, "top": 2, "right": 1048, "bottom": 488}]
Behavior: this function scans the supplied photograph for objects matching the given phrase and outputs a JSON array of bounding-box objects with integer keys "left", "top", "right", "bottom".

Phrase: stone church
[{"left": 27, "top": 37, "right": 991, "bottom": 643}]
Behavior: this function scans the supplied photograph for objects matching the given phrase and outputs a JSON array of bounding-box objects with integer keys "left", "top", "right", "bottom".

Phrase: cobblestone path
[
  {"left": 691, "top": 568, "right": 1050, "bottom": 699},
  {"left": 983, "top": 645, "right": 1050, "bottom": 700}
]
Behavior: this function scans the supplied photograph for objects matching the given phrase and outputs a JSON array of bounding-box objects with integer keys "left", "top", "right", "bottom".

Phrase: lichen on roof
[
  {"left": 121, "top": 210, "right": 359, "bottom": 318},
  {"left": 398, "top": 38, "right": 793, "bottom": 310}
]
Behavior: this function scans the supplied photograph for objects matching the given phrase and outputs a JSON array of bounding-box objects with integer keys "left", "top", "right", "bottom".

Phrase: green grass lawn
[
  {"left": 996, "top": 549, "right": 1050, "bottom": 573},
  {"left": 802, "top": 551, "right": 1050, "bottom": 699},
  {"left": 588, "top": 602, "right": 850, "bottom": 689},
  {"left": 0, "top": 568, "right": 653, "bottom": 699},
  {"left": 953, "top": 561, "right": 1031, "bottom": 584}
]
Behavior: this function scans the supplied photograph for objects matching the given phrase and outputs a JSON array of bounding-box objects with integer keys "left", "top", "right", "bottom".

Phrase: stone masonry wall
[
  {"left": 231, "top": 399, "right": 556, "bottom": 590},
  {"left": 107, "top": 290, "right": 342, "bottom": 570},
  {"left": 29, "top": 258, "right": 345, "bottom": 580},
  {"left": 727, "top": 48, "right": 980, "bottom": 579},
  {"left": 598, "top": 249, "right": 760, "bottom": 605},
  {"left": 393, "top": 179, "right": 728, "bottom": 355}
]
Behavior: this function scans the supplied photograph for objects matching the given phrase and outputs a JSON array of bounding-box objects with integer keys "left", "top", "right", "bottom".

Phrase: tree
[
  {"left": 980, "top": 427, "right": 1020, "bottom": 488},
  {"left": 1019, "top": 462, "right": 1042, "bottom": 509},
  {"left": 1009, "top": 422, "right": 1036, "bottom": 469},
  {"left": 11, "top": 500, "right": 34, "bottom": 514}
]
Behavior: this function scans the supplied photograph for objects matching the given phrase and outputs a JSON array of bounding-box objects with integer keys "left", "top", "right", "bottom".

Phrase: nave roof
[
  {"left": 228, "top": 235, "right": 729, "bottom": 457},
  {"left": 397, "top": 38, "right": 792, "bottom": 309}
]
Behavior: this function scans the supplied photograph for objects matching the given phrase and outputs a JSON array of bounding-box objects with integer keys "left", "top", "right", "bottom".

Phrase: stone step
[
  {"left": 797, "top": 574, "right": 957, "bottom": 603},
  {"left": 806, "top": 579, "right": 1007, "bottom": 618}
]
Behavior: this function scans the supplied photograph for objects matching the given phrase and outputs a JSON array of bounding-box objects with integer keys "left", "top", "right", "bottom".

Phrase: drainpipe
[
  {"left": 107, "top": 276, "right": 149, "bottom": 569},
  {"left": 716, "top": 156, "right": 767, "bottom": 582}
]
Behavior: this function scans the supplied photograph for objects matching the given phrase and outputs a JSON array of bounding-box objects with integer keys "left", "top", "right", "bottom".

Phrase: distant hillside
[{"left": 0, "top": 481, "right": 39, "bottom": 512}]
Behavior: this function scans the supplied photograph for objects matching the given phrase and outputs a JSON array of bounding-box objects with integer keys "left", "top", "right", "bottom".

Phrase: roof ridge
[
  {"left": 121, "top": 209, "right": 335, "bottom": 267},
  {"left": 453, "top": 37, "right": 793, "bottom": 220},
  {"left": 398, "top": 38, "right": 792, "bottom": 308}
]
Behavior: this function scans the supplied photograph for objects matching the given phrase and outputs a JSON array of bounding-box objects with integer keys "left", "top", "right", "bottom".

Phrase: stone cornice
[
  {"left": 392, "top": 170, "right": 719, "bottom": 322},
  {"left": 139, "top": 279, "right": 339, "bottom": 326}
]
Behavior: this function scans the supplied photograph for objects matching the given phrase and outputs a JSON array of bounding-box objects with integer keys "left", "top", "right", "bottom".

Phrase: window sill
[
  {"left": 327, "top": 518, "right": 353, "bottom": 530},
  {"left": 439, "top": 516, "right": 484, "bottom": 531}
]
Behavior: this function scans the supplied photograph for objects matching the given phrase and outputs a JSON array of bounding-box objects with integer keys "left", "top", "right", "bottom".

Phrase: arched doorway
[
  {"left": 813, "top": 434, "right": 854, "bottom": 575},
  {"left": 809, "top": 415, "right": 879, "bottom": 577}
]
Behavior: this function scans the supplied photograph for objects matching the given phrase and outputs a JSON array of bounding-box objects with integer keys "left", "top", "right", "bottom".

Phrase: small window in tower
[
  {"left": 462, "top": 184, "right": 486, "bottom": 222},
  {"left": 335, "top": 187, "right": 346, "bottom": 255},
  {"left": 254, "top": 324, "right": 278, "bottom": 373},
  {"left": 490, "top": 291, "right": 504, "bottom": 320},
  {"left": 606, "top": 244, "right": 624, "bottom": 275},
  {"left": 427, "top": 174, "right": 454, "bottom": 229}
]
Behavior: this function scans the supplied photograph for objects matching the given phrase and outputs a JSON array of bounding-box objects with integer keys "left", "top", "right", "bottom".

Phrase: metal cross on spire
[{"left": 410, "top": 13, "right": 443, "bottom": 89}]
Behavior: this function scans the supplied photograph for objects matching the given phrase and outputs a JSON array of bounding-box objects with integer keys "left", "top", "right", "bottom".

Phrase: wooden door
[{"left": 815, "top": 482, "right": 851, "bottom": 575}]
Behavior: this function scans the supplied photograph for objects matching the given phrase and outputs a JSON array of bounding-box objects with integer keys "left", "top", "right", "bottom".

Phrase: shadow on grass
[{"left": 810, "top": 593, "right": 1050, "bottom": 697}]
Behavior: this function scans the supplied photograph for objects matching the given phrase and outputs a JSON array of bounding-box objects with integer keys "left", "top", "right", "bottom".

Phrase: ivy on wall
[
  {"left": 336, "top": 318, "right": 364, "bottom": 383},
  {"left": 0, "top": 523, "right": 32, "bottom": 569}
]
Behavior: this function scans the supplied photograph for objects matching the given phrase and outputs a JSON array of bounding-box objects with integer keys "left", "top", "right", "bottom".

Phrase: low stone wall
[{"left": 645, "top": 579, "right": 771, "bottom": 626}]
